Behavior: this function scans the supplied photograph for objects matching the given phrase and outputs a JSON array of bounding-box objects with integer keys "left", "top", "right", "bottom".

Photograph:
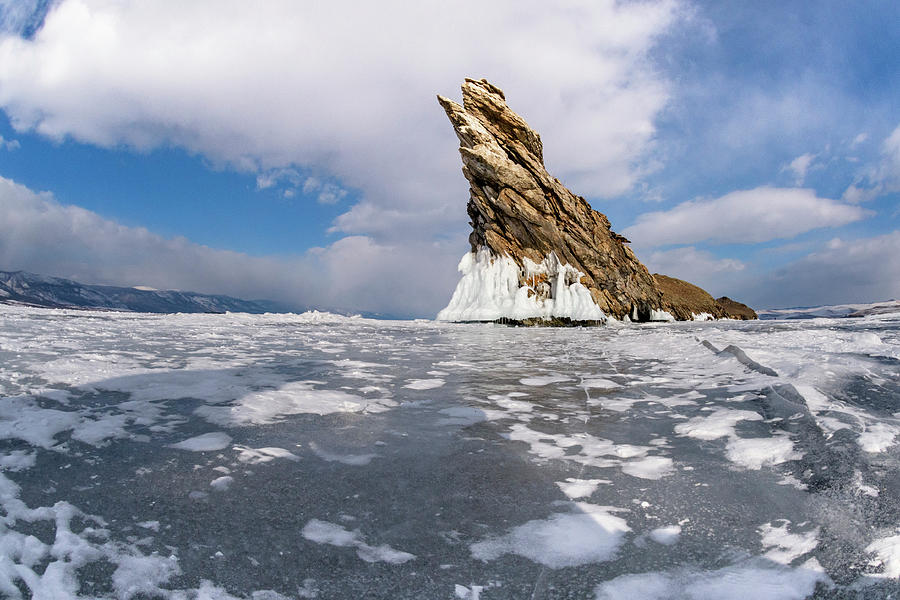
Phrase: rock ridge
[
  {"left": 438, "top": 78, "right": 662, "bottom": 320},
  {"left": 437, "top": 78, "right": 757, "bottom": 322}
]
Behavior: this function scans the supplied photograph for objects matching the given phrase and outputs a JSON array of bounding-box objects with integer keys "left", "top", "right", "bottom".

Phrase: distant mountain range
[
  {"left": 0, "top": 270, "right": 301, "bottom": 314},
  {"left": 758, "top": 300, "right": 900, "bottom": 320}
]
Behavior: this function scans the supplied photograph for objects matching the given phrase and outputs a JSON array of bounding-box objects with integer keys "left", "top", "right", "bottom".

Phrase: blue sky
[{"left": 0, "top": 0, "right": 898, "bottom": 317}]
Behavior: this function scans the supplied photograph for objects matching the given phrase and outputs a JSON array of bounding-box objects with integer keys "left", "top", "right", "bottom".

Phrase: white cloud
[
  {"left": 0, "top": 0, "right": 684, "bottom": 243},
  {"left": 842, "top": 123, "right": 900, "bottom": 203},
  {"left": 0, "top": 176, "right": 459, "bottom": 317},
  {"left": 645, "top": 246, "right": 745, "bottom": 282},
  {"left": 782, "top": 153, "right": 815, "bottom": 185},
  {"left": 643, "top": 246, "right": 745, "bottom": 295},
  {"left": 302, "top": 177, "right": 347, "bottom": 205},
  {"left": 0, "top": 133, "right": 18, "bottom": 150},
  {"left": 623, "top": 187, "right": 869, "bottom": 247},
  {"left": 256, "top": 171, "right": 347, "bottom": 204},
  {"left": 256, "top": 168, "right": 301, "bottom": 191}
]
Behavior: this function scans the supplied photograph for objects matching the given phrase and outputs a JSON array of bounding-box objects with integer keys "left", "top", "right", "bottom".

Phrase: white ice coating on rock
[{"left": 436, "top": 249, "right": 607, "bottom": 322}]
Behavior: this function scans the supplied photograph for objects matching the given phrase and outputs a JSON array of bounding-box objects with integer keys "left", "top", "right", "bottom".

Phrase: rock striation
[{"left": 437, "top": 78, "right": 756, "bottom": 323}]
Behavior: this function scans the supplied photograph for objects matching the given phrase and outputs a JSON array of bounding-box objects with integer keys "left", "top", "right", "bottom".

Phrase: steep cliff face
[
  {"left": 437, "top": 78, "right": 756, "bottom": 323},
  {"left": 437, "top": 78, "right": 664, "bottom": 321}
]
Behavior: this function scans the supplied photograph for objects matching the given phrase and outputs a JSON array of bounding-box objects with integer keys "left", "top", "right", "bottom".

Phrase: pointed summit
[{"left": 436, "top": 79, "right": 755, "bottom": 323}]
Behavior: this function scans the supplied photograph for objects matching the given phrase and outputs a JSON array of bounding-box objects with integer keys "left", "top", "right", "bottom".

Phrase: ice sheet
[{"left": 1, "top": 304, "right": 898, "bottom": 597}]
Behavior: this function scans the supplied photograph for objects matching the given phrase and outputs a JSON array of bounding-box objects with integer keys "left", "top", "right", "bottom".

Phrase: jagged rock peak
[{"left": 437, "top": 78, "right": 664, "bottom": 321}]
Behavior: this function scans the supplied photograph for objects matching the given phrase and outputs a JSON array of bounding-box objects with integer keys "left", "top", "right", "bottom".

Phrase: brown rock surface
[
  {"left": 438, "top": 78, "right": 664, "bottom": 320},
  {"left": 653, "top": 274, "right": 726, "bottom": 321},
  {"left": 715, "top": 297, "right": 758, "bottom": 320}
]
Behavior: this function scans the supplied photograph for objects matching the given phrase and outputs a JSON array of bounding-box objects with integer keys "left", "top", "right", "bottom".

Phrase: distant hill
[
  {"left": 0, "top": 270, "right": 295, "bottom": 314},
  {"left": 758, "top": 300, "right": 900, "bottom": 320}
]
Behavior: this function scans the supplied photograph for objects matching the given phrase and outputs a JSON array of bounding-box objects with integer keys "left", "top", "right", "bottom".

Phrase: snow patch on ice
[
  {"left": 0, "top": 396, "right": 81, "bottom": 449},
  {"left": 621, "top": 456, "right": 675, "bottom": 480},
  {"left": 308, "top": 441, "right": 378, "bottom": 466},
  {"left": 455, "top": 584, "right": 484, "bottom": 599},
  {"left": 760, "top": 521, "right": 819, "bottom": 565},
  {"left": 675, "top": 408, "right": 801, "bottom": 471},
  {"left": 594, "top": 560, "right": 829, "bottom": 600},
  {"left": 508, "top": 424, "right": 672, "bottom": 479},
  {"left": 195, "top": 381, "right": 394, "bottom": 426},
  {"left": 0, "top": 471, "right": 183, "bottom": 599},
  {"left": 582, "top": 378, "right": 620, "bottom": 389},
  {"left": 866, "top": 533, "right": 900, "bottom": 578},
  {"left": 520, "top": 374, "right": 572, "bottom": 386},
  {"left": 726, "top": 434, "right": 801, "bottom": 470},
  {"left": 649, "top": 525, "right": 681, "bottom": 546},
  {"left": 471, "top": 503, "right": 630, "bottom": 568},
  {"left": 403, "top": 378, "right": 445, "bottom": 390},
  {"left": 794, "top": 384, "right": 899, "bottom": 453},
  {"left": 301, "top": 519, "right": 415, "bottom": 564},
  {"left": 234, "top": 446, "right": 299, "bottom": 464},
  {"left": 857, "top": 422, "right": 899, "bottom": 453},
  {"left": 168, "top": 431, "right": 232, "bottom": 452},
  {"left": 0, "top": 450, "right": 37, "bottom": 472},
  {"left": 137, "top": 520, "right": 160, "bottom": 532},
  {"left": 210, "top": 476, "right": 234, "bottom": 491},
  {"left": 556, "top": 478, "right": 610, "bottom": 499},
  {"left": 674, "top": 408, "right": 763, "bottom": 441}
]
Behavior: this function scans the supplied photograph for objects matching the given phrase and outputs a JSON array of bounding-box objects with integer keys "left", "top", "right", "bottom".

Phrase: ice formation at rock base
[{"left": 437, "top": 249, "right": 609, "bottom": 323}]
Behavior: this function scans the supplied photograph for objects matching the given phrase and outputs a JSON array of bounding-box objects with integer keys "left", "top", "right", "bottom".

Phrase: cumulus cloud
[
  {"left": 0, "top": 176, "right": 459, "bottom": 317},
  {"left": 0, "top": 0, "right": 683, "bottom": 242},
  {"left": 623, "top": 187, "right": 869, "bottom": 247}
]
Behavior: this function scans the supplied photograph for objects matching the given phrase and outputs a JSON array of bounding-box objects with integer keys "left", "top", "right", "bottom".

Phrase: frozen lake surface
[{"left": 1, "top": 305, "right": 898, "bottom": 599}]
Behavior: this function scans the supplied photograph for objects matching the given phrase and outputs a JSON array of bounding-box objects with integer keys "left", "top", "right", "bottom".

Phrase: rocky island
[{"left": 436, "top": 78, "right": 756, "bottom": 324}]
